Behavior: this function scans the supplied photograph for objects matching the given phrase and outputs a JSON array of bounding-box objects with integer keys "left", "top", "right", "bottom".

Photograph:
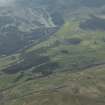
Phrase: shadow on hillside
[
  {"left": 2, "top": 50, "right": 59, "bottom": 77},
  {"left": 80, "top": 15, "right": 105, "bottom": 31}
]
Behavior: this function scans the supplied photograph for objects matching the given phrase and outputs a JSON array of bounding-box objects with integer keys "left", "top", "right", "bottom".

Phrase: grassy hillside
[
  {"left": 1, "top": 7, "right": 105, "bottom": 105},
  {"left": 25, "top": 19, "right": 105, "bottom": 72},
  {"left": 1, "top": 62, "right": 105, "bottom": 105}
]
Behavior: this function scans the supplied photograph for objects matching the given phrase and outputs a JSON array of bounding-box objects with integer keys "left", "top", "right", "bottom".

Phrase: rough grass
[
  {"left": 1, "top": 64, "right": 105, "bottom": 105},
  {"left": 1, "top": 16, "right": 105, "bottom": 105}
]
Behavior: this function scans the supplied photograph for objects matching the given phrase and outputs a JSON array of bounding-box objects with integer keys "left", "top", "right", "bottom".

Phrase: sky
[{"left": 0, "top": 0, "right": 15, "bottom": 6}]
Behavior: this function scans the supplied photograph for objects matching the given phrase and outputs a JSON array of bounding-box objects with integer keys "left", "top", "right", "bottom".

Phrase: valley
[{"left": 0, "top": 0, "right": 105, "bottom": 105}]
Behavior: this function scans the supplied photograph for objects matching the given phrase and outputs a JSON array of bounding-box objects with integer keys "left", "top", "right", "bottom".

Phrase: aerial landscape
[{"left": 0, "top": 0, "right": 105, "bottom": 105}]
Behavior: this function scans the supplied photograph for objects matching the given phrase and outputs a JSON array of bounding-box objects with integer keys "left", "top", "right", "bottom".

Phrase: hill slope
[
  {"left": 1, "top": 0, "right": 105, "bottom": 105},
  {"left": 1, "top": 63, "right": 105, "bottom": 105}
]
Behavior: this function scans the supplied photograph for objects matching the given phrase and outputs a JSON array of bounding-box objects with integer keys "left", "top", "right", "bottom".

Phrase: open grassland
[
  {"left": 0, "top": 63, "right": 105, "bottom": 105},
  {"left": 1, "top": 17, "right": 105, "bottom": 105},
  {"left": 26, "top": 19, "right": 105, "bottom": 72}
]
